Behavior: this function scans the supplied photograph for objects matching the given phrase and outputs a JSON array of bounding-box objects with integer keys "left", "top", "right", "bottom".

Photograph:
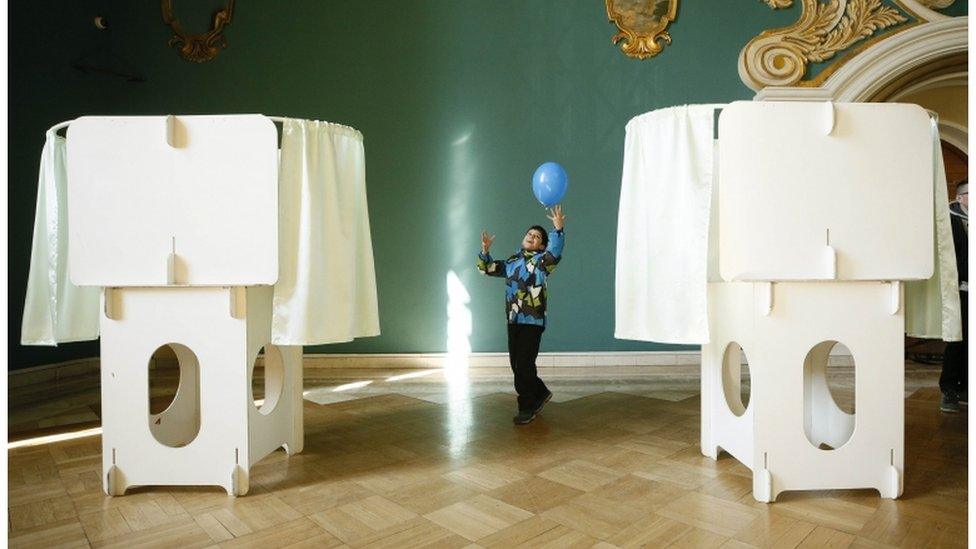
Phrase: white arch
[
  {"left": 888, "top": 70, "right": 969, "bottom": 153},
  {"left": 887, "top": 70, "right": 967, "bottom": 100},
  {"left": 938, "top": 120, "right": 968, "bottom": 154}
]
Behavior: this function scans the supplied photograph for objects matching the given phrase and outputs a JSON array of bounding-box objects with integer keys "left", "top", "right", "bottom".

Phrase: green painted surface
[
  {"left": 8, "top": 1, "right": 843, "bottom": 369},
  {"left": 942, "top": 0, "right": 969, "bottom": 17}
]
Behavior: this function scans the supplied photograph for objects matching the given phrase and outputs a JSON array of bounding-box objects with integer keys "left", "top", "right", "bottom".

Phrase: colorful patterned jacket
[{"left": 477, "top": 229, "right": 564, "bottom": 327}]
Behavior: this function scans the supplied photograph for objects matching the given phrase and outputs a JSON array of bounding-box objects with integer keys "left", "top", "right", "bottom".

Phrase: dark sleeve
[{"left": 951, "top": 215, "right": 967, "bottom": 285}]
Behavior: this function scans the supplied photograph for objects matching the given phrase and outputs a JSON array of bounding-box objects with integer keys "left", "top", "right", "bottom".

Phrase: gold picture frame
[
  {"left": 161, "top": 0, "right": 235, "bottom": 63},
  {"left": 606, "top": 0, "right": 679, "bottom": 60}
]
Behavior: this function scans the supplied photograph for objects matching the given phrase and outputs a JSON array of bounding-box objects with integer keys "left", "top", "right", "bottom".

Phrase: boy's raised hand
[
  {"left": 481, "top": 230, "right": 496, "bottom": 253},
  {"left": 547, "top": 205, "right": 566, "bottom": 230}
]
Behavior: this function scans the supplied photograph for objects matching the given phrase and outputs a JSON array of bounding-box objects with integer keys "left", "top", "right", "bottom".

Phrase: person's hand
[
  {"left": 481, "top": 230, "right": 496, "bottom": 253},
  {"left": 547, "top": 205, "right": 565, "bottom": 231}
]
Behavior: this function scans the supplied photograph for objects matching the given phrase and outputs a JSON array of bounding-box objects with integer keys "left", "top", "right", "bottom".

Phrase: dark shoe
[
  {"left": 535, "top": 391, "right": 553, "bottom": 414},
  {"left": 513, "top": 410, "right": 538, "bottom": 425},
  {"left": 941, "top": 391, "right": 960, "bottom": 413}
]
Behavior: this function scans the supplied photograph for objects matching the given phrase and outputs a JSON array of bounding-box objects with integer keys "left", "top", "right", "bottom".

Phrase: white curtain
[
  {"left": 613, "top": 106, "right": 960, "bottom": 345},
  {"left": 22, "top": 118, "right": 380, "bottom": 347},
  {"left": 272, "top": 119, "right": 381, "bottom": 345},
  {"left": 615, "top": 105, "right": 723, "bottom": 344},
  {"left": 905, "top": 120, "right": 962, "bottom": 341},
  {"left": 21, "top": 131, "right": 100, "bottom": 345}
]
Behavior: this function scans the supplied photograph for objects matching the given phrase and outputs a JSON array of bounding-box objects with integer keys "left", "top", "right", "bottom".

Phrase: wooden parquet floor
[{"left": 7, "top": 386, "right": 967, "bottom": 548}]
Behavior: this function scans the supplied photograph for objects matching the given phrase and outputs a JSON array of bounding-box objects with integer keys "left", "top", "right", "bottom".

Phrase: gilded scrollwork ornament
[
  {"left": 740, "top": 0, "right": 908, "bottom": 90},
  {"left": 918, "top": 0, "right": 955, "bottom": 8},
  {"left": 606, "top": 0, "right": 679, "bottom": 60},
  {"left": 161, "top": 0, "right": 235, "bottom": 63}
]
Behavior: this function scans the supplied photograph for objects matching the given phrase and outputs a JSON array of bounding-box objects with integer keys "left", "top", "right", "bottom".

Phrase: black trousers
[
  {"left": 941, "top": 291, "right": 969, "bottom": 394},
  {"left": 507, "top": 324, "right": 550, "bottom": 412}
]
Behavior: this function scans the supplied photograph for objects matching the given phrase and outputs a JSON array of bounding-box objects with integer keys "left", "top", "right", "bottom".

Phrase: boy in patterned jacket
[{"left": 478, "top": 205, "right": 566, "bottom": 424}]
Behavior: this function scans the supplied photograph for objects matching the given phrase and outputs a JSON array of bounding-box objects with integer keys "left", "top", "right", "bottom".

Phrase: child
[{"left": 478, "top": 205, "right": 566, "bottom": 424}]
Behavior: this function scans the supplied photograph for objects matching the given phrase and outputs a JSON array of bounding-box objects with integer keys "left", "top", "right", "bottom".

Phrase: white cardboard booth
[
  {"left": 700, "top": 101, "right": 933, "bottom": 502},
  {"left": 67, "top": 115, "right": 303, "bottom": 496}
]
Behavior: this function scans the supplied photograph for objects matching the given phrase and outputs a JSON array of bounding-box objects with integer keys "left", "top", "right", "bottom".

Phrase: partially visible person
[{"left": 941, "top": 179, "right": 968, "bottom": 413}]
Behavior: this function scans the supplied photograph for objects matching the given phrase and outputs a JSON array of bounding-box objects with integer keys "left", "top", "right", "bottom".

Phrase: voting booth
[
  {"left": 700, "top": 102, "right": 933, "bottom": 502},
  {"left": 67, "top": 115, "right": 304, "bottom": 496}
]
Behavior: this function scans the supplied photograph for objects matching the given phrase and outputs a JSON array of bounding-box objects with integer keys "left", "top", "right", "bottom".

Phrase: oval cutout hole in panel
[
  {"left": 722, "top": 342, "right": 751, "bottom": 417},
  {"left": 252, "top": 345, "right": 284, "bottom": 415},
  {"left": 803, "top": 340, "right": 855, "bottom": 451},
  {"left": 148, "top": 343, "right": 201, "bottom": 448}
]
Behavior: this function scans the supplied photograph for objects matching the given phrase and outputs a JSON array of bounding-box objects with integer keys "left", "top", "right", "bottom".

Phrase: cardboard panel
[
  {"left": 702, "top": 281, "right": 904, "bottom": 501},
  {"left": 67, "top": 115, "right": 279, "bottom": 286},
  {"left": 99, "top": 287, "right": 303, "bottom": 496},
  {"left": 718, "top": 102, "right": 933, "bottom": 281}
]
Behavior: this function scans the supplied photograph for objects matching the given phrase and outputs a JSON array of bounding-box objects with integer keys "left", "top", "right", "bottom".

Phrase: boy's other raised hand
[
  {"left": 547, "top": 205, "right": 566, "bottom": 230},
  {"left": 481, "top": 230, "right": 496, "bottom": 253}
]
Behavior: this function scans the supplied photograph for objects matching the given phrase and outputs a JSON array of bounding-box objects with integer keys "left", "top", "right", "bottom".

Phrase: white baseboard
[
  {"left": 299, "top": 351, "right": 859, "bottom": 369},
  {"left": 301, "top": 351, "right": 703, "bottom": 370},
  {"left": 9, "top": 350, "right": 877, "bottom": 387},
  {"left": 9, "top": 357, "right": 101, "bottom": 388}
]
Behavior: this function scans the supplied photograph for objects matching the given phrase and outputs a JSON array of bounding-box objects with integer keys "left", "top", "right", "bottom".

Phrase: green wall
[{"left": 10, "top": 1, "right": 836, "bottom": 369}]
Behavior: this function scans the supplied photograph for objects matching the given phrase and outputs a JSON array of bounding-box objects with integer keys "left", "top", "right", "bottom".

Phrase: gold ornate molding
[
  {"left": 740, "top": 0, "right": 909, "bottom": 90},
  {"left": 161, "top": 0, "right": 235, "bottom": 63},
  {"left": 918, "top": 0, "right": 955, "bottom": 8},
  {"left": 606, "top": 0, "right": 679, "bottom": 60}
]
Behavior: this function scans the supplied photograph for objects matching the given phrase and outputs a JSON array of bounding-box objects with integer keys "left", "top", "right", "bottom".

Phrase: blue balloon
[{"left": 531, "top": 162, "right": 568, "bottom": 207}]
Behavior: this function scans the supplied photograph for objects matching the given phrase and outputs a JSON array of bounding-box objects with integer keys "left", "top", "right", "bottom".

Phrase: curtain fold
[
  {"left": 905, "top": 120, "right": 962, "bottom": 341},
  {"left": 272, "top": 119, "right": 381, "bottom": 345},
  {"left": 22, "top": 118, "right": 381, "bottom": 347},
  {"left": 614, "top": 105, "right": 960, "bottom": 344},
  {"left": 614, "top": 105, "right": 724, "bottom": 344},
  {"left": 21, "top": 131, "right": 100, "bottom": 345}
]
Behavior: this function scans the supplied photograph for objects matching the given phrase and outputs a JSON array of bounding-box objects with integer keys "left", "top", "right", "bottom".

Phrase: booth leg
[
  {"left": 880, "top": 465, "right": 903, "bottom": 499},
  {"left": 228, "top": 465, "right": 249, "bottom": 497},
  {"left": 104, "top": 465, "right": 126, "bottom": 496},
  {"left": 754, "top": 467, "right": 773, "bottom": 503},
  {"left": 700, "top": 347, "right": 719, "bottom": 460},
  {"left": 285, "top": 347, "right": 304, "bottom": 456}
]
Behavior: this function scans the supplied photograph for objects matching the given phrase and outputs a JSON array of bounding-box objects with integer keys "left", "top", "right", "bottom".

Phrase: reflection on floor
[
  {"left": 8, "top": 360, "right": 943, "bottom": 439},
  {"left": 303, "top": 377, "right": 700, "bottom": 407},
  {"left": 7, "top": 362, "right": 967, "bottom": 548}
]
